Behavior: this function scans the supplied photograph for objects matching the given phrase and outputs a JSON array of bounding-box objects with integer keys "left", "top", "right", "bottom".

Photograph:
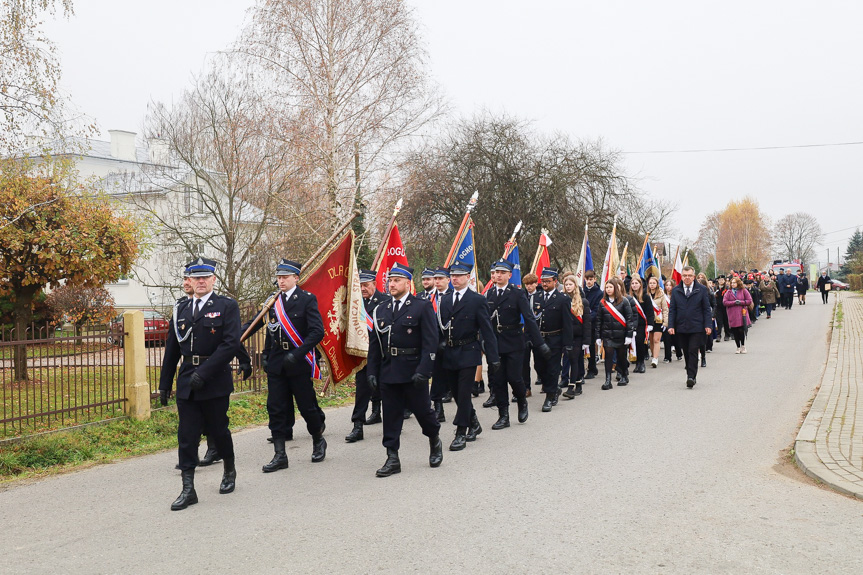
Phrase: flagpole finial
[
  {"left": 513, "top": 220, "right": 522, "bottom": 235},
  {"left": 395, "top": 198, "right": 403, "bottom": 211}
]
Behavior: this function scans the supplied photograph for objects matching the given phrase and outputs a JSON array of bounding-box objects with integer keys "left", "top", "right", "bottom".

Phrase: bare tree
[
  {"left": 694, "top": 211, "right": 721, "bottom": 269},
  {"left": 237, "top": 0, "right": 445, "bottom": 224},
  {"left": 123, "top": 61, "right": 327, "bottom": 305},
  {"left": 775, "top": 212, "right": 822, "bottom": 263}
]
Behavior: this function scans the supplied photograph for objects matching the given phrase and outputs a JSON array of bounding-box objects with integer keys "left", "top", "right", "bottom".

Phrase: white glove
[
  {"left": 582, "top": 344, "right": 590, "bottom": 352},
  {"left": 624, "top": 337, "right": 633, "bottom": 345},
  {"left": 595, "top": 339, "right": 602, "bottom": 348},
  {"left": 647, "top": 325, "right": 654, "bottom": 332}
]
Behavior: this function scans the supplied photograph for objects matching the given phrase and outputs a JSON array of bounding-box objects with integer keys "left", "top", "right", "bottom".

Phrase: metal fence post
[{"left": 123, "top": 310, "right": 151, "bottom": 420}]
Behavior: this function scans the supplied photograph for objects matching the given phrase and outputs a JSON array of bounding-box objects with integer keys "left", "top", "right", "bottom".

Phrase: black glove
[
  {"left": 159, "top": 388, "right": 170, "bottom": 406},
  {"left": 262, "top": 356, "right": 268, "bottom": 370},
  {"left": 285, "top": 350, "right": 299, "bottom": 364},
  {"left": 237, "top": 363, "right": 252, "bottom": 381},
  {"left": 190, "top": 372, "right": 205, "bottom": 391},
  {"left": 539, "top": 343, "right": 552, "bottom": 360},
  {"left": 411, "top": 372, "right": 430, "bottom": 389},
  {"left": 488, "top": 361, "right": 501, "bottom": 374},
  {"left": 367, "top": 374, "right": 379, "bottom": 393}
]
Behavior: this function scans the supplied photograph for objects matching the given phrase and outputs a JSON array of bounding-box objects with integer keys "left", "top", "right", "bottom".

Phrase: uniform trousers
[
  {"left": 676, "top": 331, "right": 705, "bottom": 380},
  {"left": 537, "top": 344, "right": 563, "bottom": 395},
  {"left": 350, "top": 367, "right": 380, "bottom": 423},
  {"left": 521, "top": 344, "right": 542, "bottom": 386},
  {"left": 380, "top": 381, "right": 440, "bottom": 451},
  {"left": 493, "top": 349, "right": 527, "bottom": 409},
  {"left": 267, "top": 370, "right": 323, "bottom": 439},
  {"left": 438, "top": 366, "right": 478, "bottom": 427},
  {"left": 177, "top": 394, "right": 233, "bottom": 471},
  {"left": 430, "top": 358, "right": 447, "bottom": 402}
]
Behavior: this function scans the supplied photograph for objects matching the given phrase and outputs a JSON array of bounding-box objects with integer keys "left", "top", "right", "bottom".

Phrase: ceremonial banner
[
  {"left": 671, "top": 245, "right": 684, "bottom": 285},
  {"left": 619, "top": 242, "right": 629, "bottom": 276},
  {"left": 531, "top": 232, "right": 552, "bottom": 278},
  {"left": 574, "top": 227, "right": 589, "bottom": 288},
  {"left": 638, "top": 240, "right": 664, "bottom": 289},
  {"left": 481, "top": 239, "right": 522, "bottom": 294},
  {"left": 375, "top": 223, "right": 409, "bottom": 294},
  {"left": 300, "top": 230, "right": 368, "bottom": 384},
  {"left": 600, "top": 220, "right": 619, "bottom": 285},
  {"left": 448, "top": 219, "right": 478, "bottom": 290}
]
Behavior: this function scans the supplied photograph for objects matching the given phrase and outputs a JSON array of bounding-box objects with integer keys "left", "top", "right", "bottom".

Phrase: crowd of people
[{"left": 158, "top": 255, "right": 831, "bottom": 511}]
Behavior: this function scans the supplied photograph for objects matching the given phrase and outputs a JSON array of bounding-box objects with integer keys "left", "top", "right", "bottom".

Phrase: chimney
[{"left": 109, "top": 130, "right": 137, "bottom": 161}]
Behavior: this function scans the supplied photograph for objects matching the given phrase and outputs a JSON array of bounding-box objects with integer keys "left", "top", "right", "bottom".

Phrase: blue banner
[{"left": 506, "top": 244, "right": 522, "bottom": 287}]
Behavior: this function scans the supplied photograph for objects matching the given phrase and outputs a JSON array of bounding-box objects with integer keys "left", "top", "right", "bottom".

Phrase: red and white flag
[
  {"left": 375, "top": 223, "right": 409, "bottom": 294},
  {"left": 532, "top": 232, "right": 552, "bottom": 278},
  {"left": 672, "top": 246, "right": 683, "bottom": 285}
]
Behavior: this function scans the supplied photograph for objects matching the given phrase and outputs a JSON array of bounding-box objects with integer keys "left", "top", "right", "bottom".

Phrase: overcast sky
[{"left": 45, "top": 0, "right": 862, "bottom": 265}]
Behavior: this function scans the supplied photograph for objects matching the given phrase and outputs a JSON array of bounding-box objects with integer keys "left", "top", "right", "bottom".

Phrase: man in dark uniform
[
  {"left": 519, "top": 272, "right": 542, "bottom": 397},
  {"left": 366, "top": 263, "right": 443, "bottom": 477},
  {"left": 345, "top": 269, "right": 390, "bottom": 443},
  {"left": 430, "top": 266, "right": 452, "bottom": 421},
  {"left": 437, "top": 260, "right": 500, "bottom": 451},
  {"left": 418, "top": 268, "right": 435, "bottom": 299},
  {"left": 485, "top": 259, "right": 549, "bottom": 429},
  {"left": 535, "top": 267, "right": 573, "bottom": 413},
  {"left": 244, "top": 259, "right": 327, "bottom": 472},
  {"left": 159, "top": 257, "right": 241, "bottom": 511}
]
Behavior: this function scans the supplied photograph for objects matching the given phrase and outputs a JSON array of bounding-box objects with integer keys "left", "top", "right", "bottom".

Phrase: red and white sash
[
  {"left": 601, "top": 299, "right": 627, "bottom": 328},
  {"left": 651, "top": 298, "right": 662, "bottom": 321},
  {"left": 631, "top": 298, "right": 649, "bottom": 343},
  {"left": 274, "top": 293, "right": 321, "bottom": 380}
]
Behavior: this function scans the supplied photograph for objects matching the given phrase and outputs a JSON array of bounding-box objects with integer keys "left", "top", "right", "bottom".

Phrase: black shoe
[
  {"left": 492, "top": 408, "right": 510, "bottom": 430},
  {"left": 584, "top": 372, "right": 596, "bottom": 380},
  {"left": 724, "top": 336, "right": 730, "bottom": 342},
  {"left": 551, "top": 388, "right": 561, "bottom": 406},
  {"left": 634, "top": 361, "right": 645, "bottom": 374},
  {"left": 262, "top": 438, "right": 289, "bottom": 473},
  {"left": 574, "top": 380, "right": 583, "bottom": 396},
  {"left": 472, "top": 380, "right": 485, "bottom": 397},
  {"left": 198, "top": 446, "right": 221, "bottom": 467},
  {"left": 701, "top": 358, "right": 707, "bottom": 368},
  {"left": 429, "top": 436, "right": 443, "bottom": 468},
  {"left": 676, "top": 355, "right": 683, "bottom": 361},
  {"left": 562, "top": 384, "right": 576, "bottom": 399},
  {"left": 511, "top": 394, "right": 518, "bottom": 403},
  {"left": 517, "top": 398, "right": 529, "bottom": 423},
  {"left": 403, "top": 409, "right": 412, "bottom": 420},
  {"left": 376, "top": 448, "right": 401, "bottom": 477},
  {"left": 434, "top": 401, "right": 446, "bottom": 422},
  {"left": 525, "top": 388, "right": 532, "bottom": 398},
  {"left": 541, "top": 393, "right": 554, "bottom": 412},
  {"left": 364, "top": 402, "right": 382, "bottom": 425},
  {"left": 662, "top": 358, "right": 671, "bottom": 364},
  {"left": 686, "top": 377, "right": 696, "bottom": 388},
  {"left": 615, "top": 372, "right": 621, "bottom": 382},
  {"left": 311, "top": 433, "right": 327, "bottom": 463},
  {"left": 450, "top": 428, "right": 467, "bottom": 451},
  {"left": 345, "top": 422, "right": 364, "bottom": 443},
  {"left": 219, "top": 458, "right": 236, "bottom": 494},
  {"left": 441, "top": 390, "right": 453, "bottom": 403},
  {"left": 618, "top": 375, "right": 629, "bottom": 386},
  {"left": 171, "top": 469, "right": 198, "bottom": 511},
  {"left": 601, "top": 374, "right": 613, "bottom": 391},
  {"left": 482, "top": 393, "right": 497, "bottom": 408},
  {"left": 466, "top": 411, "right": 482, "bottom": 441}
]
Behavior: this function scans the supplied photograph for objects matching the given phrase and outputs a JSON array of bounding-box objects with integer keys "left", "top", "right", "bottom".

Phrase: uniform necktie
[
  {"left": 193, "top": 298, "right": 201, "bottom": 319},
  {"left": 498, "top": 288, "right": 503, "bottom": 298},
  {"left": 454, "top": 292, "right": 461, "bottom": 306},
  {"left": 393, "top": 300, "right": 401, "bottom": 314}
]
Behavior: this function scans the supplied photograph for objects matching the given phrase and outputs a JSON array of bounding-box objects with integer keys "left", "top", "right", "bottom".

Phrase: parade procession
[{"left": 158, "top": 193, "right": 724, "bottom": 511}]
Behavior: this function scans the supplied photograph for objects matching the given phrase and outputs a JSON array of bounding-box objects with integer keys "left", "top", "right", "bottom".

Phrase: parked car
[
  {"left": 108, "top": 309, "right": 169, "bottom": 346},
  {"left": 830, "top": 280, "right": 849, "bottom": 291}
]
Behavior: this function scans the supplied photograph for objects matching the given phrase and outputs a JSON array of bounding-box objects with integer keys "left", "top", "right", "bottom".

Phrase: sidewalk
[{"left": 795, "top": 291, "right": 863, "bottom": 499}]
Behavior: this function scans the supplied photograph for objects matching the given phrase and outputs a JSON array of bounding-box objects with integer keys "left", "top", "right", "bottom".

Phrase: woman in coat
[
  {"left": 759, "top": 276, "right": 780, "bottom": 318},
  {"left": 594, "top": 278, "right": 635, "bottom": 390},
  {"left": 627, "top": 275, "right": 655, "bottom": 374},
  {"left": 646, "top": 276, "right": 667, "bottom": 368},
  {"left": 561, "top": 279, "right": 592, "bottom": 399},
  {"left": 723, "top": 276, "right": 753, "bottom": 354},
  {"left": 797, "top": 273, "right": 810, "bottom": 305}
]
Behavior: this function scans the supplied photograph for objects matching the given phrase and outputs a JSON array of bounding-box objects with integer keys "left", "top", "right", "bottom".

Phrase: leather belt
[
  {"left": 447, "top": 334, "right": 479, "bottom": 347},
  {"left": 496, "top": 324, "right": 523, "bottom": 333},
  {"left": 182, "top": 355, "right": 210, "bottom": 366},
  {"left": 388, "top": 347, "right": 419, "bottom": 356},
  {"left": 280, "top": 341, "right": 294, "bottom": 351},
  {"left": 540, "top": 329, "right": 561, "bottom": 337}
]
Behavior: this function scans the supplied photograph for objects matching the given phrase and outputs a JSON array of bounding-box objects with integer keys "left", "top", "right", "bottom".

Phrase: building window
[{"left": 183, "top": 185, "right": 205, "bottom": 214}]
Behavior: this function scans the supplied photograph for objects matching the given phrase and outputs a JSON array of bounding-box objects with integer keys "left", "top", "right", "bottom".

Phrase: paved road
[{"left": 2, "top": 298, "right": 862, "bottom": 574}]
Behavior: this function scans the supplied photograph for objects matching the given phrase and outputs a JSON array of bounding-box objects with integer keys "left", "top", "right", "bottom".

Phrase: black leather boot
[
  {"left": 262, "top": 438, "right": 289, "bottom": 473},
  {"left": 701, "top": 356, "right": 707, "bottom": 368},
  {"left": 542, "top": 393, "right": 554, "bottom": 412},
  {"left": 376, "top": 448, "right": 401, "bottom": 477},
  {"left": 635, "top": 361, "right": 645, "bottom": 373},
  {"left": 618, "top": 373, "right": 629, "bottom": 386},
  {"left": 344, "top": 421, "right": 363, "bottom": 443},
  {"left": 517, "top": 398, "right": 529, "bottom": 423},
  {"left": 171, "top": 469, "right": 198, "bottom": 511},
  {"left": 574, "top": 380, "right": 583, "bottom": 396},
  {"left": 311, "top": 432, "right": 327, "bottom": 462},
  {"left": 450, "top": 427, "right": 467, "bottom": 451},
  {"left": 403, "top": 409, "right": 412, "bottom": 419},
  {"left": 466, "top": 410, "right": 482, "bottom": 441},
  {"left": 219, "top": 457, "right": 236, "bottom": 494},
  {"left": 199, "top": 437, "right": 221, "bottom": 467},
  {"left": 429, "top": 435, "right": 443, "bottom": 468},
  {"left": 492, "top": 407, "right": 510, "bottom": 430},
  {"left": 562, "top": 384, "right": 576, "bottom": 399},
  {"left": 552, "top": 387, "right": 561, "bottom": 406},
  {"left": 601, "top": 374, "right": 613, "bottom": 390},
  {"left": 364, "top": 401, "right": 382, "bottom": 425},
  {"left": 482, "top": 392, "right": 497, "bottom": 408},
  {"left": 442, "top": 390, "right": 453, "bottom": 403},
  {"left": 434, "top": 400, "right": 446, "bottom": 422}
]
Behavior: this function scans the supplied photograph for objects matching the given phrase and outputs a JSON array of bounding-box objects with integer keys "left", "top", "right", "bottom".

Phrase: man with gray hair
[{"left": 668, "top": 266, "right": 713, "bottom": 388}]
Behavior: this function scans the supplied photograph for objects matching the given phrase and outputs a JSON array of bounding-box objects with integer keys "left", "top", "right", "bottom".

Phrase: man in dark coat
[
  {"left": 520, "top": 273, "right": 543, "bottom": 394},
  {"left": 535, "top": 267, "right": 574, "bottom": 412},
  {"left": 417, "top": 268, "right": 435, "bottom": 299},
  {"left": 430, "top": 267, "right": 453, "bottom": 421},
  {"left": 437, "top": 260, "right": 500, "bottom": 451},
  {"left": 159, "top": 257, "right": 241, "bottom": 510},
  {"left": 345, "top": 269, "right": 391, "bottom": 443},
  {"left": 816, "top": 271, "right": 833, "bottom": 304},
  {"left": 485, "top": 259, "right": 549, "bottom": 429},
  {"left": 668, "top": 266, "right": 713, "bottom": 388},
  {"left": 777, "top": 268, "right": 799, "bottom": 310},
  {"left": 583, "top": 271, "right": 603, "bottom": 378},
  {"left": 244, "top": 258, "right": 327, "bottom": 472},
  {"left": 366, "top": 263, "right": 442, "bottom": 476}
]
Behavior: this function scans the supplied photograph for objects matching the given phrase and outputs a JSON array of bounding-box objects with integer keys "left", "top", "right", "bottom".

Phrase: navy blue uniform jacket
[
  {"left": 485, "top": 284, "right": 543, "bottom": 354},
  {"left": 367, "top": 293, "right": 437, "bottom": 384},
  {"left": 537, "top": 289, "right": 574, "bottom": 350},
  {"left": 438, "top": 288, "right": 500, "bottom": 370}
]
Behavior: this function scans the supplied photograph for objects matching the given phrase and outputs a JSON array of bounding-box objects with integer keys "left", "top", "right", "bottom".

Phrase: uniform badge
[
  {"left": 407, "top": 328, "right": 413, "bottom": 334},
  {"left": 210, "top": 328, "right": 217, "bottom": 334},
  {"left": 430, "top": 353, "right": 436, "bottom": 361},
  {"left": 293, "top": 294, "right": 298, "bottom": 300},
  {"left": 181, "top": 323, "right": 186, "bottom": 330},
  {"left": 405, "top": 300, "right": 411, "bottom": 306}
]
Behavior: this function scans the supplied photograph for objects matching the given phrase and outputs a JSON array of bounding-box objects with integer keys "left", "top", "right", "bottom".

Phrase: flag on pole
[
  {"left": 375, "top": 223, "right": 409, "bottom": 294},
  {"left": 682, "top": 249, "right": 690, "bottom": 269},
  {"left": 638, "top": 241, "right": 663, "bottom": 287},
  {"left": 619, "top": 242, "right": 629, "bottom": 276},
  {"left": 299, "top": 230, "right": 368, "bottom": 384},
  {"left": 671, "top": 245, "right": 684, "bottom": 285},
  {"left": 574, "top": 226, "right": 591, "bottom": 288},
  {"left": 447, "top": 219, "right": 478, "bottom": 291},
  {"left": 600, "top": 219, "right": 619, "bottom": 285},
  {"left": 506, "top": 243, "right": 521, "bottom": 286},
  {"left": 531, "top": 231, "right": 552, "bottom": 278}
]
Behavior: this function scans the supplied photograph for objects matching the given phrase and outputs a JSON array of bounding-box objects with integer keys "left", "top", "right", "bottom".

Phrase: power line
[
  {"left": 822, "top": 224, "right": 863, "bottom": 236},
  {"left": 623, "top": 141, "right": 863, "bottom": 154}
]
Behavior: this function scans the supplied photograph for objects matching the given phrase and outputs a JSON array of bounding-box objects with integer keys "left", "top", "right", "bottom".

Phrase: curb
[{"left": 794, "top": 292, "right": 863, "bottom": 500}]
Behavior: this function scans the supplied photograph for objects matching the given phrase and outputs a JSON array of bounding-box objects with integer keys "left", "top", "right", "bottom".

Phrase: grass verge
[{"left": 0, "top": 379, "right": 355, "bottom": 485}]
